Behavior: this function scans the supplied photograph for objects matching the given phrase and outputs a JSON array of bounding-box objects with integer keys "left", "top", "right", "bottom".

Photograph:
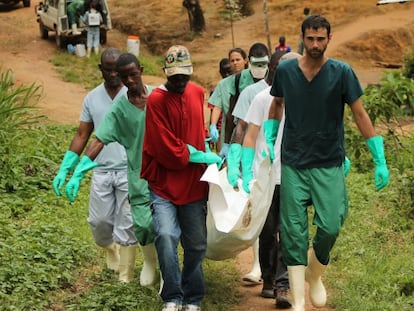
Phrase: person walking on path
[
  {"left": 232, "top": 52, "right": 300, "bottom": 309},
  {"left": 57, "top": 51, "right": 158, "bottom": 285},
  {"left": 209, "top": 43, "right": 269, "bottom": 159},
  {"left": 141, "top": 45, "right": 222, "bottom": 311},
  {"left": 53, "top": 48, "right": 131, "bottom": 280},
  {"left": 224, "top": 47, "right": 270, "bottom": 287},
  {"left": 208, "top": 47, "right": 248, "bottom": 152},
  {"left": 265, "top": 15, "right": 389, "bottom": 310}
]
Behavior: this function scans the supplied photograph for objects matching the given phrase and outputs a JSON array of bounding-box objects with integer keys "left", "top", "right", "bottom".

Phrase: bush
[{"left": 0, "top": 67, "right": 46, "bottom": 192}]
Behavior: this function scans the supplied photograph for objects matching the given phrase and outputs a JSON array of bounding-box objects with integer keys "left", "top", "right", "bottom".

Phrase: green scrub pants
[{"left": 280, "top": 164, "right": 348, "bottom": 266}]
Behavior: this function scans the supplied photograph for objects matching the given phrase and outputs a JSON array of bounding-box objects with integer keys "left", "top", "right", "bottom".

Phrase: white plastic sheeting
[{"left": 201, "top": 157, "right": 276, "bottom": 260}]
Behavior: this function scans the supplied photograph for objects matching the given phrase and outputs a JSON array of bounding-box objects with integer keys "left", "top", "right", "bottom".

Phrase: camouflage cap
[{"left": 164, "top": 45, "right": 193, "bottom": 77}]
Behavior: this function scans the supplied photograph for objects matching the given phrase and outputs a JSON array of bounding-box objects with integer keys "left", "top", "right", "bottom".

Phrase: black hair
[
  {"left": 304, "top": 7, "right": 310, "bottom": 15},
  {"left": 279, "top": 36, "right": 286, "bottom": 44},
  {"left": 301, "top": 15, "right": 331, "bottom": 37},
  {"left": 219, "top": 58, "right": 230, "bottom": 69},
  {"left": 100, "top": 47, "right": 121, "bottom": 63},
  {"left": 248, "top": 42, "right": 269, "bottom": 59},
  {"left": 116, "top": 53, "right": 141, "bottom": 70}
]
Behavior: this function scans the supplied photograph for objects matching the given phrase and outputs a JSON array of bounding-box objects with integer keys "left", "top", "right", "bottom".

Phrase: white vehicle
[
  {"left": 377, "top": 0, "right": 413, "bottom": 5},
  {"left": 35, "top": 0, "right": 112, "bottom": 48}
]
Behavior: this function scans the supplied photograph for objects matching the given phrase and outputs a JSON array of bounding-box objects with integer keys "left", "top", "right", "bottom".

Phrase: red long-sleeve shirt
[{"left": 141, "top": 82, "right": 208, "bottom": 205}]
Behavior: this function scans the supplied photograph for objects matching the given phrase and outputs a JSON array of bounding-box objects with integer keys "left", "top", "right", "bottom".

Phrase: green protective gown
[{"left": 95, "top": 91, "right": 155, "bottom": 245}]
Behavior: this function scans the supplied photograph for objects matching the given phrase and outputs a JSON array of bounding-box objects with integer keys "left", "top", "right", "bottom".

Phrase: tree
[{"left": 182, "top": 0, "right": 205, "bottom": 32}]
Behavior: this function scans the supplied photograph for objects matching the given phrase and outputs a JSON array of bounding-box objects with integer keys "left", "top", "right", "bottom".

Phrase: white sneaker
[
  {"left": 184, "top": 304, "right": 200, "bottom": 311},
  {"left": 162, "top": 302, "right": 182, "bottom": 311}
]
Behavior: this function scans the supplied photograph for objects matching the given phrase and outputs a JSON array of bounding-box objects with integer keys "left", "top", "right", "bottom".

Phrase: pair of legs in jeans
[{"left": 150, "top": 191, "right": 207, "bottom": 308}]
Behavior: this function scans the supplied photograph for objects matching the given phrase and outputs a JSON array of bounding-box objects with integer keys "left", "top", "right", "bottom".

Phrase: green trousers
[{"left": 280, "top": 164, "right": 348, "bottom": 266}]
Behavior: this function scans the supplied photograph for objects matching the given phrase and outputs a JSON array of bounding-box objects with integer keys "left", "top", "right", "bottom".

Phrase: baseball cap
[{"left": 164, "top": 45, "right": 193, "bottom": 77}]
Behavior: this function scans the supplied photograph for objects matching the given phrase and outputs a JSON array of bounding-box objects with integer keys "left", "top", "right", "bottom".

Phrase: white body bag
[{"left": 201, "top": 157, "right": 276, "bottom": 260}]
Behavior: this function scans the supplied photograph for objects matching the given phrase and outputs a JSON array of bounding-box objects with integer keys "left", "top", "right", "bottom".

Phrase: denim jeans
[{"left": 150, "top": 191, "right": 207, "bottom": 306}]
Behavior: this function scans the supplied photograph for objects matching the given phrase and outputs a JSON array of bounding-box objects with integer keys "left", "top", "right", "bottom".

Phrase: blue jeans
[{"left": 150, "top": 191, "right": 207, "bottom": 306}]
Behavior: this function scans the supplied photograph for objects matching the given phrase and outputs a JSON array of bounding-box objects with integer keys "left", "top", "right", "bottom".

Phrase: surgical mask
[{"left": 249, "top": 63, "right": 268, "bottom": 79}]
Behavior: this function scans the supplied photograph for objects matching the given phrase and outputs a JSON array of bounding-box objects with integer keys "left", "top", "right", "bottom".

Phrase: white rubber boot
[
  {"left": 305, "top": 249, "right": 327, "bottom": 307},
  {"left": 71, "top": 23, "right": 81, "bottom": 35},
  {"left": 139, "top": 243, "right": 157, "bottom": 286},
  {"left": 159, "top": 272, "right": 164, "bottom": 295},
  {"left": 242, "top": 239, "right": 262, "bottom": 284},
  {"left": 94, "top": 46, "right": 99, "bottom": 55},
  {"left": 86, "top": 48, "right": 91, "bottom": 58},
  {"left": 118, "top": 245, "right": 136, "bottom": 283},
  {"left": 288, "top": 265, "right": 306, "bottom": 311},
  {"left": 104, "top": 242, "right": 120, "bottom": 272}
]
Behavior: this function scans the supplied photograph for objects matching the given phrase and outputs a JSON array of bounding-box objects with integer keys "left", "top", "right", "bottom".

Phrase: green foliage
[
  {"left": 345, "top": 65, "right": 414, "bottom": 172},
  {"left": 403, "top": 44, "right": 414, "bottom": 79},
  {"left": 327, "top": 161, "right": 414, "bottom": 310},
  {"left": 363, "top": 71, "right": 414, "bottom": 118},
  {"left": 49, "top": 50, "right": 162, "bottom": 90},
  {"left": 0, "top": 67, "right": 46, "bottom": 193}
]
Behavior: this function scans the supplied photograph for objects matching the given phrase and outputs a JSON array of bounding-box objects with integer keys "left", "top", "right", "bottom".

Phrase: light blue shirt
[
  {"left": 232, "top": 79, "right": 269, "bottom": 121},
  {"left": 80, "top": 83, "right": 128, "bottom": 171}
]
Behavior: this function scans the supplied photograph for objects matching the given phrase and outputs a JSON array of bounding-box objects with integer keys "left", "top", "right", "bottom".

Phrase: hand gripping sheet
[{"left": 201, "top": 157, "right": 276, "bottom": 260}]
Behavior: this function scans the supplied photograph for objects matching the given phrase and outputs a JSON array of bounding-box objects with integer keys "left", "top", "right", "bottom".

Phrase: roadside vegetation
[{"left": 0, "top": 48, "right": 413, "bottom": 310}]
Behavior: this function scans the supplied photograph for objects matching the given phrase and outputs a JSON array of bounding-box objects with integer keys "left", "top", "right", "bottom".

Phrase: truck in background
[{"left": 35, "top": 0, "right": 111, "bottom": 48}]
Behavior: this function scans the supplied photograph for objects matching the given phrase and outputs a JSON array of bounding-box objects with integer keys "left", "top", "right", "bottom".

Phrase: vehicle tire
[
  {"left": 100, "top": 29, "right": 107, "bottom": 44},
  {"left": 23, "top": 0, "right": 30, "bottom": 7},
  {"left": 55, "top": 31, "right": 65, "bottom": 48},
  {"left": 39, "top": 22, "right": 48, "bottom": 39}
]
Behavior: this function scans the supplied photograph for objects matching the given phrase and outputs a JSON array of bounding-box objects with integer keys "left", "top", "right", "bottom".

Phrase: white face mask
[{"left": 249, "top": 63, "right": 268, "bottom": 79}]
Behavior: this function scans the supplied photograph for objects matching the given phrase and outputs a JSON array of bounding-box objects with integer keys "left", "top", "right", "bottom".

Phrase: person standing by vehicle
[
  {"left": 82, "top": 0, "right": 103, "bottom": 57},
  {"left": 67, "top": 0, "right": 85, "bottom": 35},
  {"left": 141, "top": 45, "right": 222, "bottom": 311},
  {"left": 265, "top": 15, "right": 389, "bottom": 310}
]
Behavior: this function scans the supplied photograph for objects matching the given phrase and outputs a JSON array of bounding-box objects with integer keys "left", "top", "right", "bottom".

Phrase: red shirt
[{"left": 141, "top": 82, "right": 208, "bottom": 205}]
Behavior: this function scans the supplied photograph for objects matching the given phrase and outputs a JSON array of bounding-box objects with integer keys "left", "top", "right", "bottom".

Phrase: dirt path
[{"left": 1, "top": 2, "right": 414, "bottom": 311}]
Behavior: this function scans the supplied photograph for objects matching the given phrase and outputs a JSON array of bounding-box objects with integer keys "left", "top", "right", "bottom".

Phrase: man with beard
[{"left": 264, "top": 15, "right": 389, "bottom": 311}]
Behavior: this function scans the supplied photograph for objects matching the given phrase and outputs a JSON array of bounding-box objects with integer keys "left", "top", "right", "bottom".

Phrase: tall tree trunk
[{"left": 183, "top": 0, "right": 205, "bottom": 32}]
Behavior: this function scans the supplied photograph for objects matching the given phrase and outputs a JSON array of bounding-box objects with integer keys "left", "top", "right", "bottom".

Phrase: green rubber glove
[
  {"left": 187, "top": 144, "right": 222, "bottom": 166},
  {"left": 241, "top": 147, "right": 255, "bottom": 194},
  {"left": 52, "top": 150, "right": 79, "bottom": 196},
  {"left": 65, "top": 155, "right": 98, "bottom": 203},
  {"left": 263, "top": 119, "right": 280, "bottom": 163},
  {"left": 366, "top": 136, "right": 389, "bottom": 190},
  {"left": 344, "top": 156, "right": 351, "bottom": 177},
  {"left": 227, "top": 143, "right": 242, "bottom": 186}
]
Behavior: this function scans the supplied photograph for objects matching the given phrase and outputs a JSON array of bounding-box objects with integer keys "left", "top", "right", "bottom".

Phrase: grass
[{"left": 49, "top": 48, "right": 163, "bottom": 90}]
